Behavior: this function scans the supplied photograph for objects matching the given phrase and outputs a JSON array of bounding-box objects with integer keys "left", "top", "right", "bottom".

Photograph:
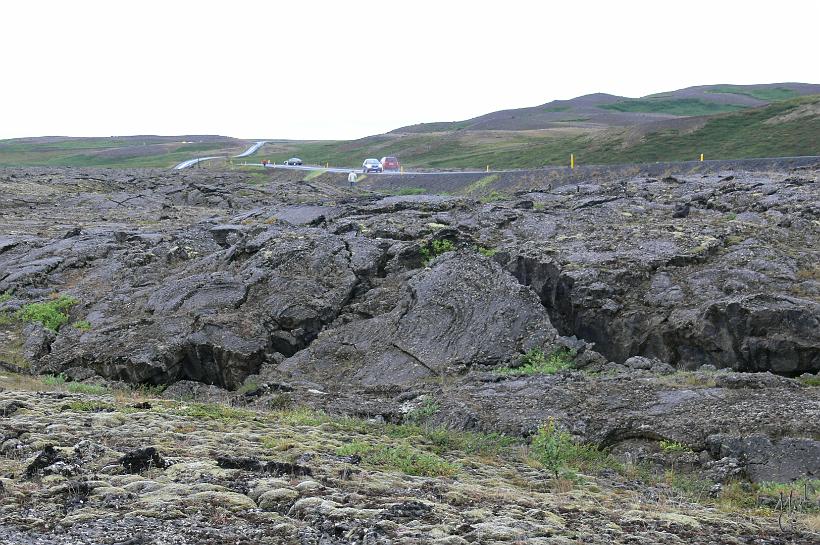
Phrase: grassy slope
[
  {"left": 0, "top": 137, "right": 244, "bottom": 168},
  {"left": 257, "top": 96, "right": 819, "bottom": 168}
]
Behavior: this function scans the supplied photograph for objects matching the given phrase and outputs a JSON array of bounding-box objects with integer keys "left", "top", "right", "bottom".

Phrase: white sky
[{"left": 1, "top": 0, "right": 818, "bottom": 141}]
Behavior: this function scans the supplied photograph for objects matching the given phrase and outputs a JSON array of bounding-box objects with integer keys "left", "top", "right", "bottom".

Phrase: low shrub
[
  {"left": 17, "top": 295, "right": 78, "bottom": 331},
  {"left": 420, "top": 239, "right": 455, "bottom": 265}
]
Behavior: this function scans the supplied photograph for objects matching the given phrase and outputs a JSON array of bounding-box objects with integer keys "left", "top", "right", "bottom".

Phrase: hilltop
[{"left": 391, "top": 82, "right": 820, "bottom": 132}]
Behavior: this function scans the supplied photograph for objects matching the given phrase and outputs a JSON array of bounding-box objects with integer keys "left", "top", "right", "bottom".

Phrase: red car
[{"left": 380, "top": 156, "right": 400, "bottom": 171}]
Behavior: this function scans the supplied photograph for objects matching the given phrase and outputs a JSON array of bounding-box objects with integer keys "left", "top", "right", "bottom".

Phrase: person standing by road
[{"left": 348, "top": 170, "right": 357, "bottom": 189}]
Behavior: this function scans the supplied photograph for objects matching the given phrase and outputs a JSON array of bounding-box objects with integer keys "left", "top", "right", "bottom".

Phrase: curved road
[{"left": 173, "top": 141, "right": 267, "bottom": 169}]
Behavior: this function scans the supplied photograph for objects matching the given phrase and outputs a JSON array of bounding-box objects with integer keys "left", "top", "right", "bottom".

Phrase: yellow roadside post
[
  {"left": 570, "top": 154, "right": 575, "bottom": 169},
  {"left": 486, "top": 165, "right": 489, "bottom": 173},
  {"left": 700, "top": 153, "right": 704, "bottom": 162},
  {"left": 326, "top": 162, "right": 329, "bottom": 168},
  {"left": 400, "top": 166, "right": 403, "bottom": 175}
]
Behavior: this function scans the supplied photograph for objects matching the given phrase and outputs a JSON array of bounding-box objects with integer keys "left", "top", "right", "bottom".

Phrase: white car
[
  {"left": 362, "top": 158, "right": 383, "bottom": 173},
  {"left": 284, "top": 158, "right": 303, "bottom": 166}
]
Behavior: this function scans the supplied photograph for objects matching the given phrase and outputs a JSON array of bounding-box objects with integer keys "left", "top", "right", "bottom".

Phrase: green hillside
[
  {"left": 259, "top": 95, "right": 819, "bottom": 168},
  {"left": 0, "top": 136, "right": 243, "bottom": 168}
]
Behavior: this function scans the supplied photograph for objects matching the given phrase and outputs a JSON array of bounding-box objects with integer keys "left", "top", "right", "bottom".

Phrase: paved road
[
  {"left": 174, "top": 141, "right": 267, "bottom": 169},
  {"left": 173, "top": 156, "right": 222, "bottom": 170},
  {"left": 233, "top": 141, "right": 267, "bottom": 158}
]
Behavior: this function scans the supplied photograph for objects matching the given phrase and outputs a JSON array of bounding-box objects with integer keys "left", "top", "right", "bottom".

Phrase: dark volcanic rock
[
  {"left": 119, "top": 447, "right": 168, "bottom": 473},
  {"left": 1, "top": 165, "right": 819, "bottom": 483},
  {"left": 275, "top": 251, "right": 557, "bottom": 386}
]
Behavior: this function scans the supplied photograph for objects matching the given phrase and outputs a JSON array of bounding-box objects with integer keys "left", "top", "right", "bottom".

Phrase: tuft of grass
[
  {"left": 0, "top": 292, "right": 12, "bottom": 303},
  {"left": 236, "top": 382, "right": 258, "bottom": 395},
  {"left": 72, "top": 320, "right": 91, "bottom": 331},
  {"left": 62, "top": 400, "right": 115, "bottom": 412},
  {"left": 659, "top": 440, "right": 691, "bottom": 453},
  {"left": 391, "top": 187, "right": 426, "bottom": 196},
  {"left": 65, "top": 382, "right": 109, "bottom": 395},
  {"left": 405, "top": 398, "right": 440, "bottom": 424},
  {"left": 42, "top": 374, "right": 67, "bottom": 386},
  {"left": 464, "top": 174, "right": 499, "bottom": 195},
  {"left": 497, "top": 348, "right": 574, "bottom": 376},
  {"left": 799, "top": 375, "right": 820, "bottom": 387},
  {"left": 476, "top": 246, "right": 497, "bottom": 257},
  {"left": 479, "top": 190, "right": 505, "bottom": 203},
  {"left": 336, "top": 441, "right": 459, "bottom": 477},
  {"left": 176, "top": 403, "right": 256, "bottom": 422},
  {"left": 17, "top": 295, "right": 78, "bottom": 331},
  {"left": 420, "top": 239, "right": 456, "bottom": 265}
]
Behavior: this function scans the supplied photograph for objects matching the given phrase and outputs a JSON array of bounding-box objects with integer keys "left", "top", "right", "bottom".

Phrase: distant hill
[
  {"left": 391, "top": 83, "right": 820, "bottom": 132},
  {"left": 266, "top": 94, "right": 820, "bottom": 168},
  {"left": 0, "top": 83, "right": 817, "bottom": 169},
  {"left": 0, "top": 135, "right": 245, "bottom": 168}
]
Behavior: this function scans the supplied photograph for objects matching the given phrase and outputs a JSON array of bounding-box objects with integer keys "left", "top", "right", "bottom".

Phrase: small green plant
[
  {"left": 497, "top": 348, "right": 574, "bottom": 376},
  {"left": 726, "top": 212, "right": 737, "bottom": 220},
  {"left": 0, "top": 292, "right": 12, "bottom": 303},
  {"left": 476, "top": 246, "right": 497, "bottom": 257},
  {"left": 480, "top": 191, "right": 505, "bottom": 203},
  {"left": 66, "top": 382, "right": 109, "bottom": 395},
  {"left": 42, "top": 374, "right": 67, "bottom": 386},
  {"left": 798, "top": 375, "right": 820, "bottom": 387},
  {"left": 659, "top": 440, "right": 691, "bottom": 453},
  {"left": 336, "top": 441, "right": 458, "bottom": 477},
  {"left": 17, "top": 295, "right": 78, "bottom": 331},
  {"left": 236, "top": 381, "right": 259, "bottom": 395},
  {"left": 405, "top": 398, "right": 440, "bottom": 424},
  {"left": 530, "top": 418, "right": 579, "bottom": 479},
  {"left": 420, "top": 239, "right": 456, "bottom": 265},
  {"left": 72, "top": 320, "right": 91, "bottom": 331}
]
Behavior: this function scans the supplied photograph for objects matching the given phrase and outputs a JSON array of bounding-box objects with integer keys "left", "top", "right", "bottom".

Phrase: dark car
[
  {"left": 284, "top": 157, "right": 303, "bottom": 166},
  {"left": 362, "top": 158, "right": 383, "bottom": 173},
  {"left": 380, "top": 156, "right": 400, "bottom": 171}
]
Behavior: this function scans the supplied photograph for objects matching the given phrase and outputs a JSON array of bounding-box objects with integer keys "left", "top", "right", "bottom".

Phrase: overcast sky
[{"left": 2, "top": 0, "right": 818, "bottom": 141}]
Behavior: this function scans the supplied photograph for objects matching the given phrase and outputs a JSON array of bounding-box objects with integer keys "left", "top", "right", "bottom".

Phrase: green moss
[
  {"left": 476, "top": 246, "right": 497, "bottom": 257},
  {"left": 0, "top": 292, "right": 12, "bottom": 303},
  {"left": 17, "top": 295, "right": 78, "bottom": 331}
]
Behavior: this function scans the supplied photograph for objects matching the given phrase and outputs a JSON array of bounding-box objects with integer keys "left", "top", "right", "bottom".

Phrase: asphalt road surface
[{"left": 174, "top": 141, "right": 267, "bottom": 169}]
